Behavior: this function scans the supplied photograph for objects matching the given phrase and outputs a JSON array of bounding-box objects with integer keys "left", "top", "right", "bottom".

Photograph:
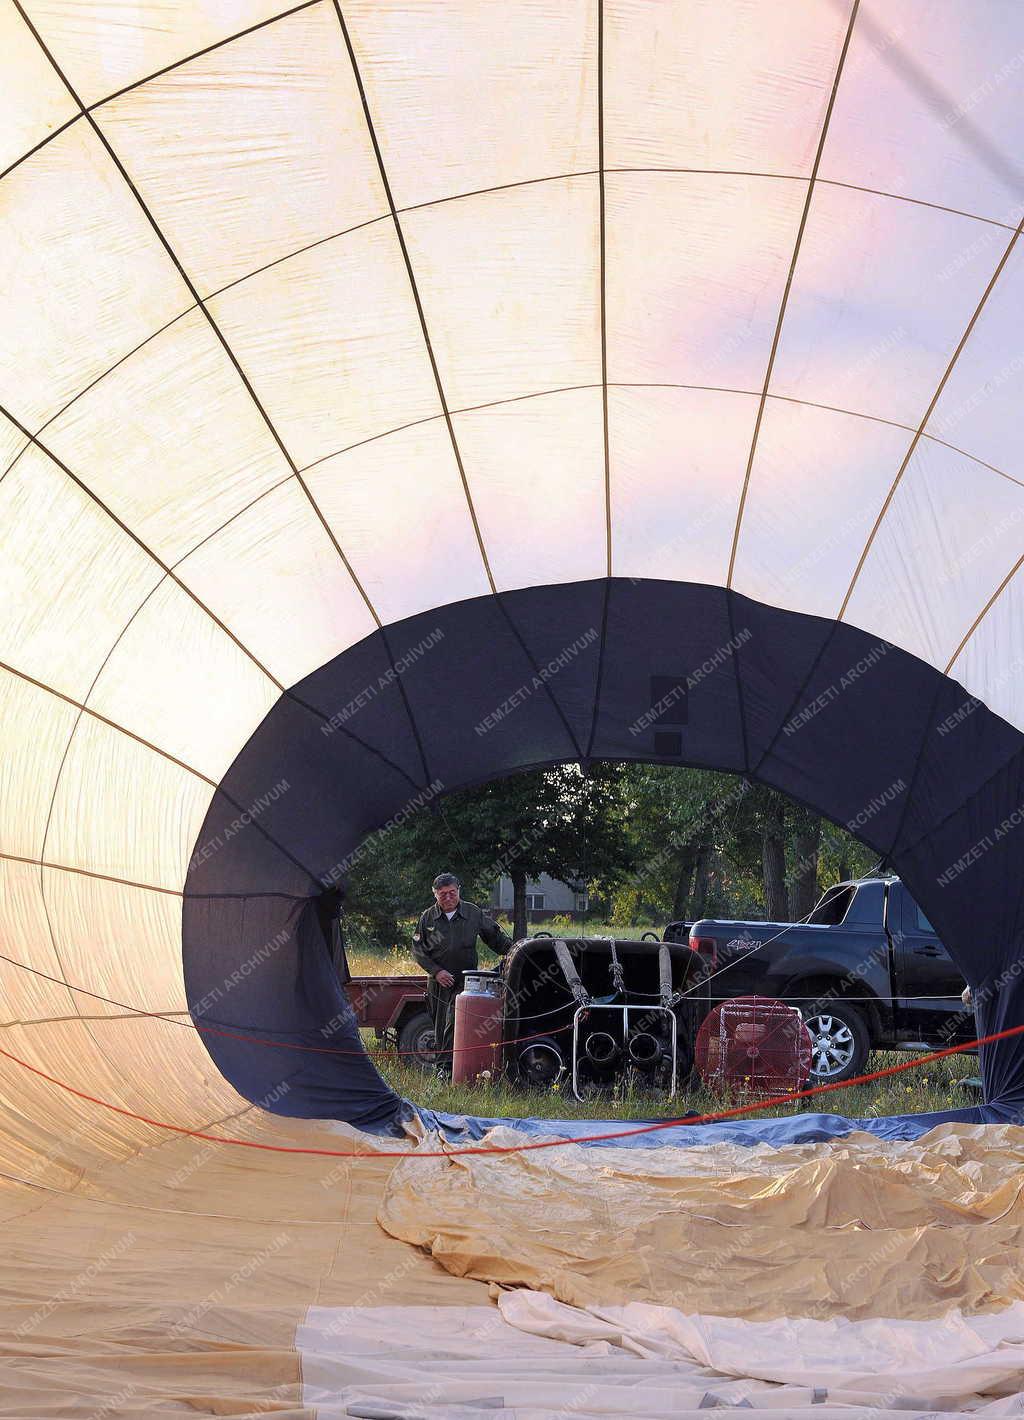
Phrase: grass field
[
  {"left": 349, "top": 940, "right": 981, "bottom": 1124},
  {"left": 345, "top": 923, "right": 656, "bottom": 979},
  {"left": 368, "top": 1043, "right": 980, "bottom": 1122}
]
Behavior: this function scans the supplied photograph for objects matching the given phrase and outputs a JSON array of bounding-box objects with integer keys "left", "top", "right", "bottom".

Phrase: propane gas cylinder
[{"left": 452, "top": 971, "right": 505, "bottom": 1084}]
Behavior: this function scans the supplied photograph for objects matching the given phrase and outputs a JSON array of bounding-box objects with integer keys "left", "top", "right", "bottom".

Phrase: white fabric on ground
[{"left": 298, "top": 1299, "right": 1024, "bottom": 1417}]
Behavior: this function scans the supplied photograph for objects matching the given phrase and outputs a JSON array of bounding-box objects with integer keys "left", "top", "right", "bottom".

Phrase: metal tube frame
[{"left": 571, "top": 1003, "right": 678, "bottom": 1103}]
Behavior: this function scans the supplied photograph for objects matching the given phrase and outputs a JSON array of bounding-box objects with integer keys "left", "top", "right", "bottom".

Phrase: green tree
[
  {"left": 346, "top": 762, "right": 636, "bottom": 945},
  {"left": 615, "top": 765, "right": 753, "bottom": 923},
  {"left": 344, "top": 762, "right": 883, "bottom": 950},
  {"left": 433, "top": 762, "right": 636, "bottom": 940}
]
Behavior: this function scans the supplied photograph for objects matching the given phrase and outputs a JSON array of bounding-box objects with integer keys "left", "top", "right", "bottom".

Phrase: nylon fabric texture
[{"left": 5, "top": 1, "right": 1024, "bottom": 1413}]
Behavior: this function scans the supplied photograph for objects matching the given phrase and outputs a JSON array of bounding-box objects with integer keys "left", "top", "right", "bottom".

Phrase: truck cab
[{"left": 886, "top": 883, "right": 971, "bottom": 1043}]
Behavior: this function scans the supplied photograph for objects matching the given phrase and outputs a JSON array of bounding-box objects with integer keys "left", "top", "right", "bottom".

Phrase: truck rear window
[{"left": 807, "top": 884, "right": 853, "bottom": 925}]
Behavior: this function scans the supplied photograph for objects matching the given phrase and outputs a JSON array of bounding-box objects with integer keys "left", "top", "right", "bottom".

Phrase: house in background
[{"left": 490, "top": 873, "right": 589, "bottom": 922}]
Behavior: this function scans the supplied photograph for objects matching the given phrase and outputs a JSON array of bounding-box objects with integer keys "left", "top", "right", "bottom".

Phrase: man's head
[{"left": 432, "top": 872, "right": 461, "bottom": 912}]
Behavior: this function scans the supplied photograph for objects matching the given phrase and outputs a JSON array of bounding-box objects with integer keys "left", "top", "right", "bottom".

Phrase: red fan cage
[{"left": 695, "top": 995, "right": 812, "bottom": 1097}]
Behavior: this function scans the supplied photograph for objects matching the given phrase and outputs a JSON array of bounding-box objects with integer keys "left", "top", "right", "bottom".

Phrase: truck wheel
[
  {"left": 397, "top": 1010, "right": 437, "bottom": 1071},
  {"left": 802, "top": 1003, "right": 870, "bottom": 1084}
]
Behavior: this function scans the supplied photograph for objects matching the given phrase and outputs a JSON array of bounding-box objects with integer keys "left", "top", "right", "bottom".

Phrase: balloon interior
[{"left": 4, "top": 0, "right": 1024, "bottom": 1411}]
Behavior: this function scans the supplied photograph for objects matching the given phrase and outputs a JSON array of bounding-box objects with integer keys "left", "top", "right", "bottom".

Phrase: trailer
[{"left": 344, "top": 975, "right": 435, "bottom": 1066}]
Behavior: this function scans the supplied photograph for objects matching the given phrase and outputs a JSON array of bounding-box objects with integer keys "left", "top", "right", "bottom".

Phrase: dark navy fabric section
[
  {"left": 724, "top": 590, "right": 836, "bottom": 773},
  {"left": 588, "top": 580, "right": 747, "bottom": 770},
  {"left": 182, "top": 578, "right": 1024, "bottom": 1128},
  {"left": 490, "top": 578, "right": 607, "bottom": 756},
  {"left": 413, "top": 1104, "right": 988, "bottom": 1148},
  {"left": 756, "top": 619, "right": 940, "bottom": 856}
]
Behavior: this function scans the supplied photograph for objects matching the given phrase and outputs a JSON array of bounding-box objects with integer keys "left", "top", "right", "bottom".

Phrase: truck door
[{"left": 891, "top": 886, "right": 970, "bottom": 1042}]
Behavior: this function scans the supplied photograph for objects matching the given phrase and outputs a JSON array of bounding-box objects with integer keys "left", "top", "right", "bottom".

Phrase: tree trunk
[
  {"left": 790, "top": 819, "right": 821, "bottom": 920},
  {"left": 690, "top": 843, "right": 712, "bottom": 920},
  {"left": 761, "top": 795, "right": 789, "bottom": 921},
  {"left": 511, "top": 869, "right": 529, "bottom": 942},
  {"left": 671, "top": 845, "right": 697, "bottom": 920}
]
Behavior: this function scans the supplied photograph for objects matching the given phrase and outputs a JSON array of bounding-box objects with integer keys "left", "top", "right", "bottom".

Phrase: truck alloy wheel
[{"left": 802, "top": 1005, "right": 869, "bottom": 1083}]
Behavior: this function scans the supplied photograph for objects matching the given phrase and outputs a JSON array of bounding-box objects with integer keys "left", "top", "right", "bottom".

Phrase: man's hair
[{"left": 432, "top": 872, "right": 460, "bottom": 889}]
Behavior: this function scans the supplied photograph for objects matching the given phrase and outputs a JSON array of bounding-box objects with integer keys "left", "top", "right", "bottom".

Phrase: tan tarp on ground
[
  {"left": 3, "top": 1069, "right": 1024, "bottom": 1416},
  {"left": 379, "top": 1120, "right": 1024, "bottom": 1321},
  {"left": 0, "top": 1085, "right": 489, "bottom": 1419}
]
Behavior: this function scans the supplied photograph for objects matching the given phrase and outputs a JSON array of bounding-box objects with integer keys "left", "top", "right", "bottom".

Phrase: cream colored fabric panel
[
  {"left": 1, "top": 1019, "right": 218, "bottom": 1152},
  {"left": 86, "top": 578, "right": 277, "bottom": 783},
  {"left": 402, "top": 177, "right": 601, "bottom": 410},
  {"left": 21, "top": 0, "right": 288, "bottom": 107},
  {"left": 609, "top": 386, "right": 758, "bottom": 584},
  {"left": 928, "top": 244, "right": 1024, "bottom": 482},
  {"left": 1, "top": 1012, "right": 232, "bottom": 1170},
  {"left": 0, "top": 3, "right": 77, "bottom": 173},
  {"left": 0, "top": 860, "right": 77, "bottom": 1026},
  {"left": 304, "top": 420, "right": 491, "bottom": 624},
  {"left": 177, "top": 480, "right": 376, "bottom": 687},
  {"left": 821, "top": 0, "right": 1024, "bottom": 224},
  {"left": 0, "top": 951, "right": 73, "bottom": 1030},
  {"left": 0, "top": 410, "right": 28, "bottom": 477},
  {"left": 604, "top": 0, "right": 848, "bottom": 174},
  {"left": 452, "top": 389, "right": 606, "bottom": 592},
  {"left": 45, "top": 716, "right": 213, "bottom": 888},
  {"left": 12, "top": 1015, "right": 242, "bottom": 1128},
  {"left": 845, "top": 440, "right": 1024, "bottom": 671},
  {"left": 605, "top": 171, "right": 805, "bottom": 389},
  {"left": 770, "top": 186, "right": 1008, "bottom": 429},
  {"left": 0, "top": 121, "right": 191, "bottom": 428},
  {"left": 0, "top": 1034, "right": 161, "bottom": 1179},
  {"left": 0, "top": 446, "right": 162, "bottom": 702},
  {"left": 952, "top": 568, "right": 1024, "bottom": 729},
  {"left": 208, "top": 222, "right": 439, "bottom": 469},
  {"left": 97, "top": 3, "right": 387, "bottom": 298},
  {"left": 731, "top": 402, "right": 910, "bottom": 619},
  {"left": 0, "top": 671, "right": 78, "bottom": 859},
  {"left": 45, "top": 310, "right": 291, "bottom": 565},
  {"left": 43, "top": 873, "right": 188, "bottom": 1016},
  {"left": 345, "top": 0, "right": 598, "bottom": 211}
]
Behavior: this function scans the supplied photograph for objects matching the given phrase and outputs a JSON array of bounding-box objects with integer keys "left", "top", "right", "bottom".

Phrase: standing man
[{"left": 411, "top": 872, "right": 512, "bottom": 1076}]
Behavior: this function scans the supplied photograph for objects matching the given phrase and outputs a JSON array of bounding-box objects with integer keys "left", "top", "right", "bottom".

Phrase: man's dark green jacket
[{"left": 411, "top": 900, "right": 511, "bottom": 979}]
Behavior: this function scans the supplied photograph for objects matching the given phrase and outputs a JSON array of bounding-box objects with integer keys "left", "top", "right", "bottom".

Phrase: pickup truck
[{"left": 666, "top": 876, "right": 972, "bottom": 1084}]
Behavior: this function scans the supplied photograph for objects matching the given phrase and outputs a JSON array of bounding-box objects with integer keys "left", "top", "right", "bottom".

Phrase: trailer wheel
[
  {"left": 397, "top": 1010, "right": 437, "bottom": 1071},
  {"left": 802, "top": 1002, "right": 869, "bottom": 1084}
]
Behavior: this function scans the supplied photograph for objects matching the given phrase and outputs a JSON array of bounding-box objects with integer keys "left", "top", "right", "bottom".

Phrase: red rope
[{"left": 0, "top": 1025, "right": 1014, "bottom": 1161}]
